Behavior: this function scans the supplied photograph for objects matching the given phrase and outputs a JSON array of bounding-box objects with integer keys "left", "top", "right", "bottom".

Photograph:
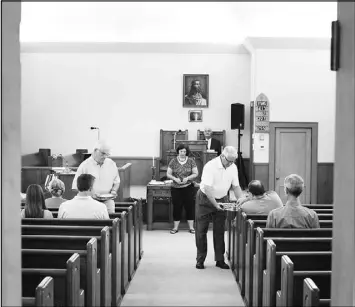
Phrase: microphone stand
[{"left": 91, "top": 127, "right": 100, "bottom": 140}]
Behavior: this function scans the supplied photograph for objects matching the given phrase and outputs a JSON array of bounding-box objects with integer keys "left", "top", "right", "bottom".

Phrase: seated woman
[
  {"left": 166, "top": 143, "right": 199, "bottom": 234},
  {"left": 21, "top": 184, "right": 53, "bottom": 219},
  {"left": 45, "top": 178, "right": 67, "bottom": 209}
]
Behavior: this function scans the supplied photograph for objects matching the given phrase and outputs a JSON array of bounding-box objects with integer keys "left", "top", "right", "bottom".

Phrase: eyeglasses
[
  {"left": 98, "top": 150, "right": 110, "bottom": 157},
  {"left": 223, "top": 155, "right": 235, "bottom": 164}
]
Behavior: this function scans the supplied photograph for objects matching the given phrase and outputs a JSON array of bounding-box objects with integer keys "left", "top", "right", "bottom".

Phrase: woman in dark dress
[{"left": 166, "top": 144, "right": 199, "bottom": 234}]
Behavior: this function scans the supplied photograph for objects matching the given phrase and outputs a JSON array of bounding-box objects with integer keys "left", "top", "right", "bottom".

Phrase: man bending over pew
[
  {"left": 237, "top": 180, "right": 283, "bottom": 214},
  {"left": 72, "top": 140, "right": 120, "bottom": 213},
  {"left": 58, "top": 174, "right": 109, "bottom": 219},
  {"left": 266, "top": 174, "right": 320, "bottom": 228}
]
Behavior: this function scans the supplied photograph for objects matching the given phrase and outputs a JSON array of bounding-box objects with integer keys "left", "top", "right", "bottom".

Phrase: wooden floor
[{"left": 121, "top": 228, "right": 245, "bottom": 306}]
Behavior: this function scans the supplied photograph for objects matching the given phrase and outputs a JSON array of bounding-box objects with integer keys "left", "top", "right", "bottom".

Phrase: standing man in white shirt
[
  {"left": 59, "top": 174, "right": 109, "bottom": 219},
  {"left": 195, "top": 146, "right": 243, "bottom": 269},
  {"left": 72, "top": 140, "right": 120, "bottom": 214}
]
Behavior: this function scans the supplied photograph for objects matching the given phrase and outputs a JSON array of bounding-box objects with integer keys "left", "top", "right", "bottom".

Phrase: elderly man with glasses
[
  {"left": 195, "top": 146, "right": 243, "bottom": 270},
  {"left": 72, "top": 140, "right": 120, "bottom": 214}
]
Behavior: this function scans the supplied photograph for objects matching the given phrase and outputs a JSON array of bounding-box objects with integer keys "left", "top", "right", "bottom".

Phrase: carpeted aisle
[{"left": 121, "top": 229, "right": 245, "bottom": 306}]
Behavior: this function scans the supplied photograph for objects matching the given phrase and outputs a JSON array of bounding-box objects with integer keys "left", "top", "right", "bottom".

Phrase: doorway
[{"left": 269, "top": 122, "right": 318, "bottom": 204}]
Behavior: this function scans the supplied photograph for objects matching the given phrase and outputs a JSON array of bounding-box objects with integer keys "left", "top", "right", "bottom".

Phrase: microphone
[{"left": 90, "top": 127, "right": 99, "bottom": 130}]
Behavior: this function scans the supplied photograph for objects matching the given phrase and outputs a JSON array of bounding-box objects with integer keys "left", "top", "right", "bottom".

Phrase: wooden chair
[
  {"left": 159, "top": 129, "right": 188, "bottom": 178},
  {"left": 197, "top": 129, "right": 226, "bottom": 148}
]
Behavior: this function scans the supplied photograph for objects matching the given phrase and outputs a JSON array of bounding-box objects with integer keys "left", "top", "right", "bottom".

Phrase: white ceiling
[{"left": 20, "top": 2, "right": 337, "bottom": 43}]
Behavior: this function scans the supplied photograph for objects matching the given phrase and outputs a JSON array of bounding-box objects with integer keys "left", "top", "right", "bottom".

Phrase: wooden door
[{"left": 275, "top": 128, "right": 312, "bottom": 204}]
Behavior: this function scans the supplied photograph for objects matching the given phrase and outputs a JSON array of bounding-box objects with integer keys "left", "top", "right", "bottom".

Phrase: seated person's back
[
  {"left": 58, "top": 173, "right": 109, "bottom": 219},
  {"left": 266, "top": 174, "right": 319, "bottom": 228},
  {"left": 239, "top": 180, "right": 283, "bottom": 214},
  {"left": 21, "top": 184, "right": 53, "bottom": 219},
  {"left": 45, "top": 178, "right": 67, "bottom": 209}
]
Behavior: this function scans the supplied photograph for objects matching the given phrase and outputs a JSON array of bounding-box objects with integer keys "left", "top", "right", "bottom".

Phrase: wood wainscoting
[
  {"left": 253, "top": 162, "right": 333, "bottom": 204},
  {"left": 111, "top": 157, "right": 159, "bottom": 186}
]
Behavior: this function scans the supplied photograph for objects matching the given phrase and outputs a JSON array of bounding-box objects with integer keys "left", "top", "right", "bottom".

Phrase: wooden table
[{"left": 146, "top": 182, "right": 200, "bottom": 230}]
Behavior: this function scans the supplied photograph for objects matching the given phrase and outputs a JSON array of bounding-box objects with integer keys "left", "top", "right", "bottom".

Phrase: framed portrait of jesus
[{"left": 183, "top": 74, "right": 209, "bottom": 108}]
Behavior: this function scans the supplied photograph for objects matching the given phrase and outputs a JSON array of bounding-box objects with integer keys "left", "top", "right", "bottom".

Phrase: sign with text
[{"left": 255, "top": 93, "right": 270, "bottom": 133}]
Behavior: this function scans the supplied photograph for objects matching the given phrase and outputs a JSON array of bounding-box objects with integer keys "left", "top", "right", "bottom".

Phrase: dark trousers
[
  {"left": 171, "top": 184, "right": 195, "bottom": 221},
  {"left": 195, "top": 190, "right": 228, "bottom": 263}
]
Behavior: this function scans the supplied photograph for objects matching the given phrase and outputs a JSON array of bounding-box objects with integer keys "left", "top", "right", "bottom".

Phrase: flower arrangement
[
  {"left": 48, "top": 154, "right": 63, "bottom": 167},
  {"left": 51, "top": 154, "right": 63, "bottom": 160}
]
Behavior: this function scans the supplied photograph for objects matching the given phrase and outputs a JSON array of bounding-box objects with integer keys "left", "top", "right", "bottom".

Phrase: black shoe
[
  {"left": 196, "top": 262, "right": 205, "bottom": 269},
  {"left": 216, "top": 261, "right": 229, "bottom": 269}
]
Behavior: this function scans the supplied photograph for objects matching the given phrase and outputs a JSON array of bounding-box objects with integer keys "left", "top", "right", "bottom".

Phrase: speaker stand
[{"left": 236, "top": 128, "right": 249, "bottom": 189}]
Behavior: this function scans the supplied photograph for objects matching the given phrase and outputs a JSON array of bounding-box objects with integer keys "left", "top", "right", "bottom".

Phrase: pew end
[
  {"left": 22, "top": 276, "right": 54, "bottom": 307},
  {"left": 66, "top": 253, "right": 81, "bottom": 306},
  {"left": 303, "top": 278, "right": 320, "bottom": 307}
]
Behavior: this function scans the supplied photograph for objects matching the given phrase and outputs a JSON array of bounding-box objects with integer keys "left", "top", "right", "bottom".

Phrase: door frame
[{"left": 268, "top": 122, "right": 318, "bottom": 204}]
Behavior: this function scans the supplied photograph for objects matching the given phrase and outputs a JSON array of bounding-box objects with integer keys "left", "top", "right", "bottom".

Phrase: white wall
[
  {"left": 252, "top": 48, "right": 336, "bottom": 163},
  {"left": 21, "top": 48, "right": 251, "bottom": 158}
]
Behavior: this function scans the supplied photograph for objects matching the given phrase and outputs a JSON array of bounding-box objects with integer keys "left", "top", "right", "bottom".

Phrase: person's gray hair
[
  {"left": 284, "top": 174, "right": 304, "bottom": 197},
  {"left": 222, "top": 146, "right": 238, "bottom": 159},
  {"left": 48, "top": 178, "right": 65, "bottom": 197},
  {"left": 93, "top": 140, "right": 111, "bottom": 153}
]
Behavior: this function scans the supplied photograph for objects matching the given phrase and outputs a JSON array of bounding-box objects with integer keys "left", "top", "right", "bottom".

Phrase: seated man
[
  {"left": 266, "top": 174, "right": 320, "bottom": 228},
  {"left": 203, "top": 127, "right": 222, "bottom": 156},
  {"left": 238, "top": 180, "right": 283, "bottom": 214},
  {"left": 58, "top": 174, "right": 109, "bottom": 219}
]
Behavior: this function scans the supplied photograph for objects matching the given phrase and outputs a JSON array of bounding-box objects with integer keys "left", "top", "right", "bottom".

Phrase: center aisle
[{"left": 121, "top": 229, "right": 245, "bottom": 306}]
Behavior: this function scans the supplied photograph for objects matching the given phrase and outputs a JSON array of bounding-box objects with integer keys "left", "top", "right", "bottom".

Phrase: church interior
[{"left": 1, "top": 2, "right": 354, "bottom": 306}]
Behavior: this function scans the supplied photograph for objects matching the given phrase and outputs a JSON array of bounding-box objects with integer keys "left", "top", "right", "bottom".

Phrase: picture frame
[
  {"left": 183, "top": 74, "right": 209, "bottom": 108},
  {"left": 189, "top": 110, "right": 203, "bottom": 122}
]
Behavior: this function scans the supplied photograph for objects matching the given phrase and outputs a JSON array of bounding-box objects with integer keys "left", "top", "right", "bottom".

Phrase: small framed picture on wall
[
  {"left": 183, "top": 74, "right": 209, "bottom": 108},
  {"left": 189, "top": 110, "right": 203, "bottom": 122}
]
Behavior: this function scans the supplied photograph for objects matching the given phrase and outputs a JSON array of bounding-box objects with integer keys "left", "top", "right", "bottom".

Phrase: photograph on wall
[
  {"left": 183, "top": 74, "right": 209, "bottom": 108},
  {"left": 188, "top": 110, "right": 203, "bottom": 122}
]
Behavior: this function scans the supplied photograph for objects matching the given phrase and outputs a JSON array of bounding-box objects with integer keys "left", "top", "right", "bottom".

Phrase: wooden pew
[
  {"left": 38, "top": 208, "right": 133, "bottom": 283},
  {"left": 262, "top": 239, "right": 332, "bottom": 307},
  {"left": 22, "top": 218, "right": 126, "bottom": 307},
  {"left": 244, "top": 223, "right": 332, "bottom": 307},
  {"left": 252, "top": 228, "right": 332, "bottom": 307},
  {"left": 22, "top": 229, "right": 111, "bottom": 307},
  {"left": 303, "top": 278, "right": 331, "bottom": 307},
  {"left": 113, "top": 207, "right": 135, "bottom": 282},
  {"left": 280, "top": 255, "right": 331, "bottom": 307},
  {"left": 228, "top": 208, "right": 332, "bottom": 284},
  {"left": 303, "top": 204, "right": 333, "bottom": 210},
  {"left": 238, "top": 217, "right": 332, "bottom": 295},
  {"left": 22, "top": 238, "right": 99, "bottom": 307},
  {"left": 22, "top": 253, "right": 83, "bottom": 306},
  {"left": 115, "top": 201, "right": 144, "bottom": 265},
  {"left": 22, "top": 276, "right": 54, "bottom": 307}
]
